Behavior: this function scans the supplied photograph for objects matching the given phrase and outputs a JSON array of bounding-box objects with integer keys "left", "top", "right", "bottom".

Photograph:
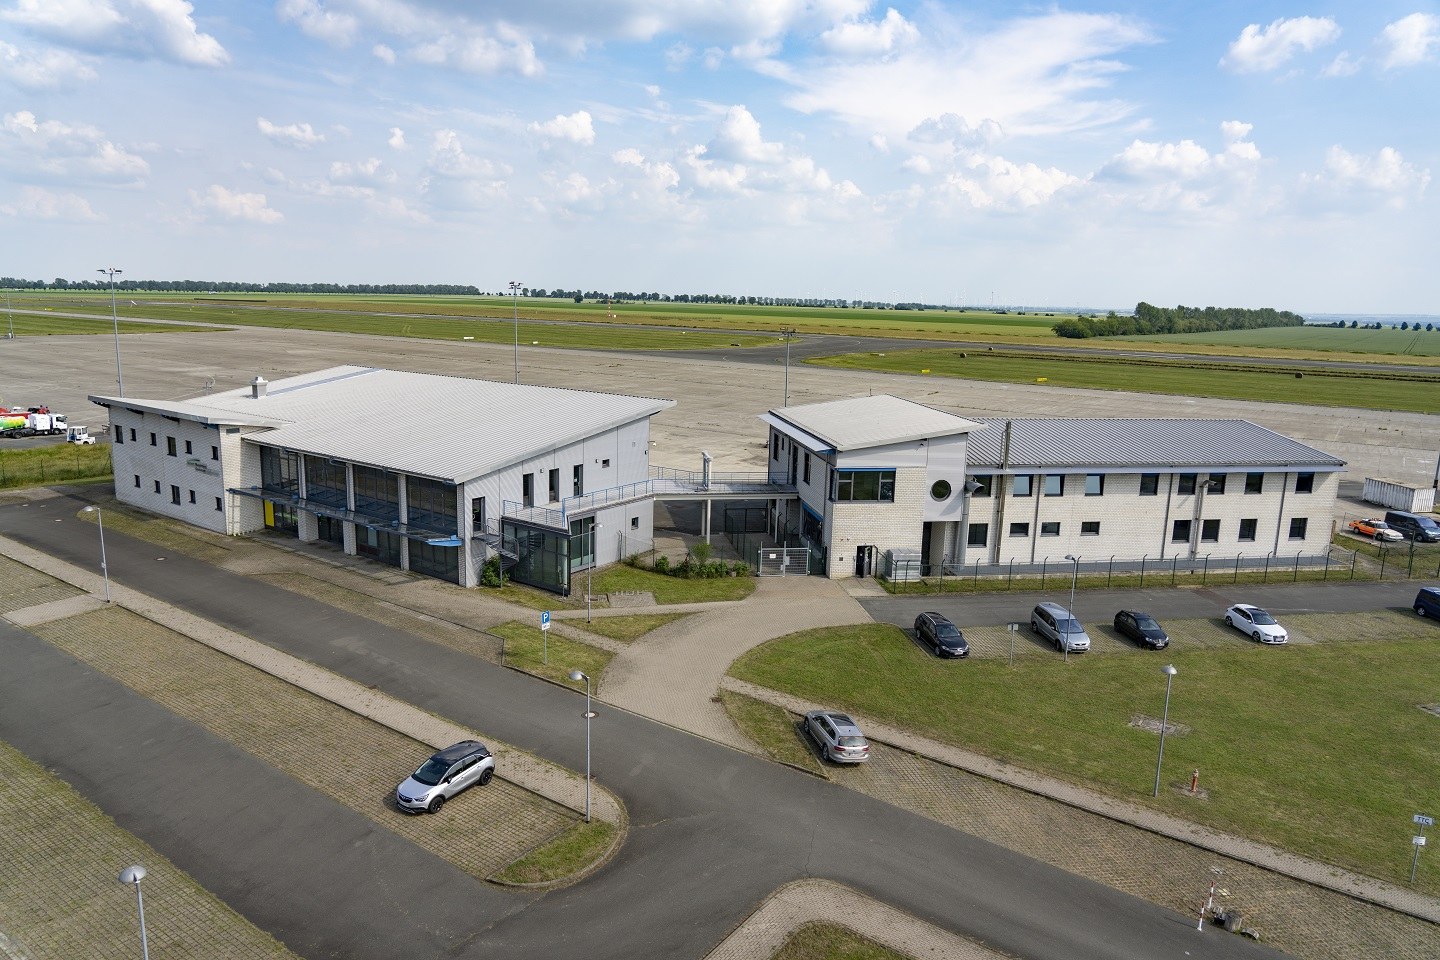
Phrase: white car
[
  {"left": 395, "top": 740, "right": 495, "bottom": 814},
  {"left": 1225, "top": 604, "right": 1288, "bottom": 644}
]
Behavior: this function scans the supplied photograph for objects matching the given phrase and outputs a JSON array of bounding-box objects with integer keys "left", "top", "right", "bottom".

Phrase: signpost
[
  {"left": 1411, "top": 813, "right": 1433, "bottom": 883},
  {"left": 1007, "top": 622, "right": 1020, "bottom": 667},
  {"left": 541, "top": 610, "right": 551, "bottom": 665}
]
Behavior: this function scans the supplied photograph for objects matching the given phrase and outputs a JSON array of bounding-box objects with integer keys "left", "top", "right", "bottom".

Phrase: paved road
[
  {"left": 862, "top": 579, "right": 1429, "bottom": 633},
  {"left": 0, "top": 493, "right": 1290, "bottom": 960}
]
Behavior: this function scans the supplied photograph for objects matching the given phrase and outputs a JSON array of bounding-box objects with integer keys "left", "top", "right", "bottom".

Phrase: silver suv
[
  {"left": 396, "top": 740, "right": 496, "bottom": 814},
  {"left": 1030, "top": 602, "right": 1091, "bottom": 653}
]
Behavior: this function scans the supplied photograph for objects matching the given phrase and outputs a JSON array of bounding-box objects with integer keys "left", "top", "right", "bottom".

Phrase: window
[
  {"left": 133, "top": 474, "right": 140, "bottom": 488},
  {"left": 1084, "top": 474, "right": 1104, "bottom": 496},
  {"left": 1206, "top": 474, "right": 1226, "bottom": 495},
  {"left": 149, "top": 432, "right": 157, "bottom": 446},
  {"left": 407, "top": 476, "right": 457, "bottom": 532},
  {"left": 1042, "top": 474, "right": 1063, "bottom": 496},
  {"left": 573, "top": 464, "right": 584, "bottom": 497},
  {"left": 601, "top": 458, "right": 610, "bottom": 468},
  {"left": 1012, "top": 474, "right": 1033, "bottom": 497},
  {"left": 1238, "top": 518, "right": 1258, "bottom": 541},
  {"left": 548, "top": 468, "right": 560, "bottom": 502},
  {"left": 1081, "top": 521, "right": 1100, "bottom": 536},
  {"left": 1201, "top": 519, "right": 1220, "bottom": 542},
  {"left": 631, "top": 516, "right": 639, "bottom": 529},
  {"left": 114, "top": 425, "right": 124, "bottom": 443},
  {"left": 970, "top": 475, "right": 993, "bottom": 497},
  {"left": 304, "top": 456, "right": 347, "bottom": 509},
  {"left": 1296, "top": 472, "right": 1315, "bottom": 493},
  {"left": 184, "top": 439, "right": 193, "bottom": 455},
  {"left": 834, "top": 469, "right": 896, "bottom": 502},
  {"left": 1178, "top": 473, "right": 1197, "bottom": 495},
  {"left": 211, "top": 445, "right": 220, "bottom": 461},
  {"left": 166, "top": 436, "right": 176, "bottom": 456},
  {"left": 188, "top": 490, "right": 196, "bottom": 504},
  {"left": 967, "top": 523, "right": 988, "bottom": 547},
  {"left": 215, "top": 497, "right": 223, "bottom": 512},
  {"left": 129, "top": 427, "right": 136, "bottom": 441},
  {"left": 260, "top": 447, "right": 300, "bottom": 497},
  {"left": 1009, "top": 522, "right": 1030, "bottom": 537},
  {"left": 930, "top": 480, "right": 951, "bottom": 500},
  {"left": 803, "top": 453, "right": 811, "bottom": 484},
  {"left": 471, "top": 497, "right": 486, "bottom": 530},
  {"left": 170, "top": 485, "right": 181, "bottom": 505},
  {"left": 1139, "top": 473, "right": 1159, "bottom": 496},
  {"left": 1171, "top": 519, "right": 1192, "bottom": 542},
  {"left": 1245, "top": 473, "right": 1263, "bottom": 495},
  {"left": 153, "top": 480, "right": 161, "bottom": 494},
  {"left": 772, "top": 434, "right": 780, "bottom": 461},
  {"left": 1289, "top": 517, "right": 1309, "bottom": 539},
  {"left": 522, "top": 473, "right": 535, "bottom": 508},
  {"left": 352, "top": 465, "right": 399, "bottom": 523},
  {"left": 1040, "top": 521, "right": 1061, "bottom": 536}
]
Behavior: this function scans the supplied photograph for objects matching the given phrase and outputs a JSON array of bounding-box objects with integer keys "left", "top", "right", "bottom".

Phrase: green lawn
[
  {"left": 773, "top": 922, "right": 910, "bottom": 960},
  {"left": 493, "top": 819, "right": 618, "bottom": 885},
  {"left": 577, "top": 612, "right": 690, "bottom": 642},
  {"left": 1113, "top": 324, "right": 1440, "bottom": 358},
  {"left": 808, "top": 348, "right": 1440, "bottom": 413},
  {"left": 730, "top": 619, "right": 1440, "bottom": 892},
  {"left": 0, "top": 443, "right": 113, "bottom": 489},
  {"left": 492, "top": 622, "right": 612, "bottom": 685},
  {"left": 592, "top": 564, "right": 756, "bottom": 603}
]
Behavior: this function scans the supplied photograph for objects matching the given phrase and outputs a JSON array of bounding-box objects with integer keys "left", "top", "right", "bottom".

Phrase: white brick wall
[{"left": 109, "top": 410, "right": 232, "bottom": 533}]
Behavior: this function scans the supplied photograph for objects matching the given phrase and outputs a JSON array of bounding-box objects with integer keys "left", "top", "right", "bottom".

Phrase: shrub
[
  {"left": 481, "top": 556, "right": 503, "bottom": 588},
  {"left": 654, "top": 554, "right": 670, "bottom": 574},
  {"left": 676, "top": 556, "right": 697, "bottom": 578},
  {"left": 731, "top": 561, "right": 751, "bottom": 577},
  {"left": 689, "top": 542, "right": 714, "bottom": 564},
  {"left": 701, "top": 560, "right": 728, "bottom": 579}
]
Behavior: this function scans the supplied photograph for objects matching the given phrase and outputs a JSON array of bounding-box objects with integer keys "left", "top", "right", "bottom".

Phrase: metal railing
[{"left": 501, "top": 467, "right": 797, "bottom": 530}]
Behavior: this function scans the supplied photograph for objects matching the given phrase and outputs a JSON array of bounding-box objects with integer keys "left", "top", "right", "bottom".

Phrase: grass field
[
  {"left": 729, "top": 617, "right": 1440, "bottom": 893},
  {"left": 0, "top": 442, "right": 112, "bottom": 489},
  {"left": 1113, "top": 324, "right": 1440, "bottom": 358},
  {"left": 808, "top": 347, "right": 1440, "bottom": 413}
]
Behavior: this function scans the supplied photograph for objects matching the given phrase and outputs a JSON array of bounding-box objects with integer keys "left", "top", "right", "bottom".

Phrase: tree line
[
  {"left": 1052, "top": 302, "right": 1306, "bottom": 339},
  {"left": 1, "top": 277, "right": 481, "bottom": 295}
]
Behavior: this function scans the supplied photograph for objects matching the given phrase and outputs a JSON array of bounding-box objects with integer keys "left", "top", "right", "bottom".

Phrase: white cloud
[
  {"left": 1379, "top": 13, "right": 1440, "bottom": 69},
  {"left": 819, "top": 8, "right": 919, "bottom": 56},
  {"left": 1321, "top": 51, "right": 1362, "bottom": 77},
  {"left": 257, "top": 117, "right": 326, "bottom": 149},
  {"left": 680, "top": 105, "right": 859, "bottom": 208},
  {"left": 665, "top": 42, "right": 692, "bottom": 69},
  {"left": 0, "top": 185, "right": 103, "bottom": 221},
  {"left": 387, "top": 126, "right": 406, "bottom": 150},
  {"left": 909, "top": 114, "right": 1003, "bottom": 149},
  {"left": 529, "top": 110, "right": 595, "bottom": 145},
  {"left": 785, "top": 11, "right": 1155, "bottom": 143},
  {"left": 1, "top": 109, "right": 148, "bottom": 182},
  {"left": 277, "top": 0, "right": 360, "bottom": 47},
  {"left": 1303, "top": 145, "right": 1430, "bottom": 208},
  {"left": 1219, "top": 120, "right": 1253, "bottom": 143},
  {"left": 940, "top": 154, "right": 1076, "bottom": 210},
  {"left": 329, "top": 157, "right": 395, "bottom": 185},
  {"left": 372, "top": 43, "right": 396, "bottom": 64},
  {"left": 1091, "top": 122, "right": 1263, "bottom": 214},
  {"left": 191, "top": 184, "right": 283, "bottom": 223},
  {"left": 1, "top": 0, "right": 228, "bottom": 67},
  {"left": 427, "top": 128, "right": 506, "bottom": 179},
  {"left": 0, "top": 40, "right": 97, "bottom": 89},
  {"left": 707, "top": 106, "right": 784, "bottom": 163},
  {"left": 1220, "top": 17, "right": 1340, "bottom": 73}
]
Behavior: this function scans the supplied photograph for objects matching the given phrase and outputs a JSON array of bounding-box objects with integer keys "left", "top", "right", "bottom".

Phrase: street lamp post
[
  {"left": 1064, "top": 554, "right": 1080, "bottom": 663},
  {"left": 82, "top": 505, "right": 111, "bottom": 603},
  {"left": 781, "top": 327, "right": 795, "bottom": 406},
  {"left": 508, "top": 281, "right": 522, "bottom": 384},
  {"left": 1154, "top": 664, "right": 1178, "bottom": 797},
  {"left": 567, "top": 669, "right": 594, "bottom": 822},
  {"left": 586, "top": 522, "right": 602, "bottom": 624},
  {"left": 98, "top": 267, "right": 124, "bottom": 395},
  {"left": 118, "top": 864, "right": 150, "bottom": 960}
]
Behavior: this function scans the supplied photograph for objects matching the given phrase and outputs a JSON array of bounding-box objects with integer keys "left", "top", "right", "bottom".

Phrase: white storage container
[{"left": 1362, "top": 478, "right": 1437, "bottom": 513}]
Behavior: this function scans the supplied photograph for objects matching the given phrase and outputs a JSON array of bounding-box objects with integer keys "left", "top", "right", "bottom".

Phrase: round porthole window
[{"left": 930, "top": 480, "right": 952, "bottom": 500}]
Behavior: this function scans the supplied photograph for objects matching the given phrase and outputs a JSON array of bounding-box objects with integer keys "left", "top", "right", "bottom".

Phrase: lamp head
[
  {"left": 1162, "top": 664, "right": 1178, "bottom": 677},
  {"left": 568, "top": 669, "right": 587, "bottom": 682},
  {"left": 83, "top": 505, "right": 96, "bottom": 514},
  {"left": 118, "top": 865, "right": 146, "bottom": 885}
]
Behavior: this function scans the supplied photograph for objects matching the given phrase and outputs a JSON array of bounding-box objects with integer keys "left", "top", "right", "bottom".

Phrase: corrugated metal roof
[
  {"left": 965, "top": 418, "right": 1346, "bottom": 470},
  {"left": 94, "top": 366, "right": 674, "bottom": 482},
  {"left": 768, "top": 395, "right": 983, "bottom": 452}
]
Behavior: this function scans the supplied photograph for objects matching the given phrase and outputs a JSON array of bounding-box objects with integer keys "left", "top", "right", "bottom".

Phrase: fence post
[
  {"left": 1293, "top": 553, "right": 1301, "bottom": 581},
  {"left": 1233, "top": 554, "right": 1241, "bottom": 583},
  {"left": 973, "top": 560, "right": 980, "bottom": 587},
  {"left": 1322, "top": 550, "right": 1331, "bottom": 580},
  {"left": 1350, "top": 551, "right": 1357, "bottom": 580},
  {"left": 1107, "top": 555, "right": 1115, "bottom": 587},
  {"left": 1007, "top": 560, "right": 1014, "bottom": 589},
  {"left": 1263, "top": 554, "right": 1271, "bottom": 581},
  {"left": 1138, "top": 555, "right": 1146, "bottom": 587},
  {"left": 1171, "top": 556, "right": 1178, "bottom": 586},
  {"left": 1378, "top": 550, "right": 1387, "bottom": 580},
  {"left": 1041, "top": 558, "right": 1048, "bottom": 588},
  {"left": 1201, "top": 554, "right": 1210, "bottom": 584},
  {"left": 1407, "top": 538, "right": 1416, "bottom": 579}
]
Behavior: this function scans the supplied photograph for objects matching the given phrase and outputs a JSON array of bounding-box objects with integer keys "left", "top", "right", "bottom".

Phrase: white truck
[
  {"left": 25, "top": 412, "right": 68, "bottom": 436},
  {"left": 66, "top": 425, "right": 96, "bottom": 445}
]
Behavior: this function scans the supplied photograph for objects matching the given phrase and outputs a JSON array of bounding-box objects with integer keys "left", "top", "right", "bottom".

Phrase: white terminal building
[
  {"left": 762, "top": 395, "right": 1345, "bottom": 578},
  {"left": 92, "top": 372, "right": 1346, "bottom": 588}
]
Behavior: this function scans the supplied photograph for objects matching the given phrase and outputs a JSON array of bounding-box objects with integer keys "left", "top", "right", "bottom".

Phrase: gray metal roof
[
  {"left": 965, "top": 418, "right": 1346, "bottom": 470},
  {"left": 767, "top": 395, "right": 982, "bottom": 452},
  {"left": 92, "top": 366, "right": 674, "bottom": 483}
]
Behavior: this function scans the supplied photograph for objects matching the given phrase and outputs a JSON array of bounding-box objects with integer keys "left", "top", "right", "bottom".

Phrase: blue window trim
[{"left": 801, "top": 501, "right": 823, "bottom": 522}]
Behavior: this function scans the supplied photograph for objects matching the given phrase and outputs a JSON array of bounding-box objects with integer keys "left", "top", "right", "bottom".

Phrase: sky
[{"left": 0, "top": 1, "right": 1437, "bottom": 313}]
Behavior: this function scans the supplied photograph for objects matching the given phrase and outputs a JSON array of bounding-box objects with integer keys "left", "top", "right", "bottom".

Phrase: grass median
[
  {"left": 774, "top": 923, "right": 910, "bottom": 960},
  {"left": 495, "top": 621, "right": 613, "bottom": 685},
  {"left": 730, "top": 616, "right": 1440, "bottom": 893}
]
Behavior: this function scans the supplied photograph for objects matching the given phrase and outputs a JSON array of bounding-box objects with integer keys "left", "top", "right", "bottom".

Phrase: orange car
[{"left": 1349, "top": 518, "right": 1404, "bottom": 541}]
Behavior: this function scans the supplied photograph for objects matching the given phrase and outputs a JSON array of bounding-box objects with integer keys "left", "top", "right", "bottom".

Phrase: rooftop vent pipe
[{"left": 251, "top": 376, "right": 268, "bottom": 399}]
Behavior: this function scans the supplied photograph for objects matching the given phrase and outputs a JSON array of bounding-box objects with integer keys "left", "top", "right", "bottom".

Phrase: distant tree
[{"left": 1400, "top": 321, "right": 1410, "bottom": 330}]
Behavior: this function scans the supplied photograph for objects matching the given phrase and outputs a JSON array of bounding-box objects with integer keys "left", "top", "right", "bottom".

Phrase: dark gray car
[
  {"left": 1114, "top": 610, "right": 1170, "bottom": 650},
  {"left": 914, "top": 612, "right": 970, "bottom": 658}
]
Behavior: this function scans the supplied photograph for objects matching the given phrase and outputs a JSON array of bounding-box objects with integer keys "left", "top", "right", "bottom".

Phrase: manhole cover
[{"left": 1129, "top": 714, "right": 1191, "bottom": 736}]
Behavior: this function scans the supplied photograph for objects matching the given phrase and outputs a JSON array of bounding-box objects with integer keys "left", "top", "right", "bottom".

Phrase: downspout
[
  {"left": 1160, "top": 471, "right": 1174, "bottom": 559},
  {"left": 1272, "top": 470, "right": 1289, "bottom": 555},
  {"left": 992, "top": 421, "right": 1011, "bottom": 564}
]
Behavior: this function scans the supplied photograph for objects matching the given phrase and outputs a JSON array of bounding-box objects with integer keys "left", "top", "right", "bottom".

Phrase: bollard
[{"left": 1191, "top": 769, "right": 1200, "bottom": 794}]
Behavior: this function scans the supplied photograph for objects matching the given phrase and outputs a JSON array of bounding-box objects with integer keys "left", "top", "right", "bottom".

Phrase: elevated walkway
[{"left": 503, "top": 467, "right": 797, "bottom": 532}]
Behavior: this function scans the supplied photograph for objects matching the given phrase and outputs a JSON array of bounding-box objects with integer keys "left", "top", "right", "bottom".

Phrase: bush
[
  {"left": 689, "top": 542, "right": 714, "bottom": 564},
  {"left": 676, "top": 556, "right": 697, "bottom": 578},
  {"left": 654, "top": 554, "right": 671, "bottom": 574},
  {"left": 700, "top": 560, "right": 728, "bottom": 579},
  {"left": 731, "top": 561, "right": 751, "bottom": 577},
  {"left": 480, "top": 556, "right": 503, "bottom": 588}
]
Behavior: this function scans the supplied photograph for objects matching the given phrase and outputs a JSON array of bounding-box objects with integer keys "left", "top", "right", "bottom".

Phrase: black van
[
  {"left": 1416, "top": 588, "right": 1440, "bottom": 619},
  {"left": 1385, "top": 510, "right": 1440, "bottom": 543}
]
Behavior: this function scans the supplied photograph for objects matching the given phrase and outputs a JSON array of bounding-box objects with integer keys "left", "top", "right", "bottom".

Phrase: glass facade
[
  {"left": 304, "top": 456, "right": 348, "bottom": 508},
  {"left": 407, "top": 476, "right": 457, "bottom": 533},
  {"left": 504, "top": 520, "right": 571, "bottom": 594},
  {"left": 353, "top": 466, "right": 399, "bottom": 523},
  {"left": 356, "top": 526, "right": 402, "bottom": 564},
  {"left": 834, "top": 469, "right": 896, "bottom": 502},
  {"left": 260, "top": 447, "right": 299, "bottom": 496},
  {"left": 409, "top": 541, "right": 460, "bottom": 583}
]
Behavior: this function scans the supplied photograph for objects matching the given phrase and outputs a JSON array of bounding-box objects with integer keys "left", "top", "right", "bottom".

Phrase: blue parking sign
[{"left": 541, "top": 610, "right": 551, "bottom": 631}]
